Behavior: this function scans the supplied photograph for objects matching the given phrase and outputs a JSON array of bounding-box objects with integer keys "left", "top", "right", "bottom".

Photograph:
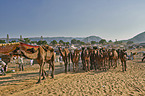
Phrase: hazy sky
[{"left": 0, "top": 0, "right": 145, "bottom": 40}]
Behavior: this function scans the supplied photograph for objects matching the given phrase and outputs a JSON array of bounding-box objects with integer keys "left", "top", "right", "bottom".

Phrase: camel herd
[
  {"left": 58, "top": 46, "right": 128, "bottom": 73},
  {"left": 0, "top": 42, "right": 129, "bottom": 83}
]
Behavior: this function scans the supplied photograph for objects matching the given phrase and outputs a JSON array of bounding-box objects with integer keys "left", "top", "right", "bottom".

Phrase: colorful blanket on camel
[
  {"left": 20, "top": 42, "right": 39, "bottom": 53},
  {"left": 0, "top": 42, "right": 20, "bottom": 55}
]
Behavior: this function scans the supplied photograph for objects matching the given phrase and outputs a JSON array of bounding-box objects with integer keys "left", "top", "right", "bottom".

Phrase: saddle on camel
[
  {"left": 58, "top": 46, "right": 71, "bottom": 73},
  {"left": 71, "top": 49, "right": 81, "bottom": 72},
  {"left": 19, "top": 43, "right": 55, "bottom": 83}
]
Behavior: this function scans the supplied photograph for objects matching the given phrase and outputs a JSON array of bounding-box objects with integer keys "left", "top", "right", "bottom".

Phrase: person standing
[
  {"left": 30, "top": 59, "right": 34, "bottom": 65},
  {"left": 0, "top": 58, "right": 6, "bottom": 75},
  {"left": 18, "top": 55, "right": 24, "bottom": 71}
]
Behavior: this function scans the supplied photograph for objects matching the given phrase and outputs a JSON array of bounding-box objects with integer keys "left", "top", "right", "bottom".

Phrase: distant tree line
[{"left": 0, "top": 38, "right": 134, "bottom": 45}]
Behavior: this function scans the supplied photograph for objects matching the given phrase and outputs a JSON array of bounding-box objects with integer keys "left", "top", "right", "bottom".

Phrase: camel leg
[
  {"left": 96, "top": 61, "right": 100, "bottom": 70},
  {"left": 121, "top": 61, "right": 124, "bottom": 72},
  {"left": 65, "top": 61, "right": 68, "bottom": 73},
  {"left": 82, "top": 60, "right": 85, "bottom": 70},
  {"left": 22, "top": 64, "right": 24, "bottom": 71},
  {"left": 87, "top": 61, "right": 90, "bottom": 71},
  {"left": 111, "top": 60, "right": 113, "bottom": 67},
  {"left": 114, "top": 60, "right": 117, "bottom": 69},
  {"left": 42, "top": 62, "right": 48, "bottom": 77},
  {"left": 51, "top": 62, "right": 55, "bottom": 78},
  {"left": 82, "top": 60, "right": 84, "bottom": 70},
  {"left": 4, "top": 65, "right": 7, "bottom": 72},
  {"left": 84, "top": 61, "right": 87, "bottom": 71},
  {"left": 104, "top": 60, "right": 106, "bottom": 71},
  {"left": 124, "top": 61, "right": 127, "bottom": 71},
  {"left": 42, "top": 65, "right": 46, "bottom": 80},
  {"left": 90, "top": 61, "right": 93, "bottom": 70},
  {"left": 73, "top": 62, "right": 75, "bottom": 72},
  {"left": 109, "top": 60, "right": 111, "bottom": 69},
  {"left": 116, "top": 59, "right": 117, "bottom": 67},
  {"left": 94, "top": 61, "right": 97, "bottom": 70},
  {"left": 68, "top": 60, "right": 71, "bottom": 71},
  {"left": 142, "top": 57, "right": 145, "bottom": 62},
  {"left": 37, "top": 64, "right": 42, "bottom": 84},
  {"left": 75, "top": 63, "right": 77, "bottom": 72}
]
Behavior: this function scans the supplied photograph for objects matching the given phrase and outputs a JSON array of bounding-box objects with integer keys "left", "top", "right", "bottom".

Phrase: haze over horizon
[{"left": 0, "top": 0, "right": 145, "bottom": 41}]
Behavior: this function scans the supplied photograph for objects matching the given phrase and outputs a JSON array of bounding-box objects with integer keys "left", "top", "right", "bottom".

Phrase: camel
[
  {"left": 119, "top": 49, "right": 127, "bottom": 72},
  {"left": 102, "top": 49, "right": 109, "bottom": 71},
  {"left": 95, "top": 48, "right": 105, "bottom": 70},
  {"left": 71, "top": 49, "right": 81, "bottom": 72},
  {"left": 90, "top": 46, "right": 98, "bottom": 70},
  {"left": 21, "top": 45, "right": 55, "bottom": 83},
  {"left": 90, "top": 49, "right": 96, "bottom": 70},
  {"left": 83, "top": 48, "right": 91, "bottom": 71},
  {"left": 58, "top": 47, "right": 71, "bottom": 73},
  {"left": 108, "top": 49, "right": 118, "bottom": 69}
]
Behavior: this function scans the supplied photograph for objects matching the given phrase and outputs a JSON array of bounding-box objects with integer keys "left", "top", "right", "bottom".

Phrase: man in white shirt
[{"left": 18, "top": 55, "right": 24, "bottom": 71}]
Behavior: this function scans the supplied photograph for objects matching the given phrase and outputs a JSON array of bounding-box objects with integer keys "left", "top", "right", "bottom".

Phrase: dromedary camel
[
  {"left": 108, "top": 49, "right": 118, "bottom": 69},
  {"left": 21, "top": 45, "right": 55, "bottom": 83},
  {"left": 119, "top": 49, "right": 127, "bottom": 72},
  {"left": 83, "top": 48, "right": 91, "bottom": 71},
  {"left": 71, "top": 49, "right": 81, "bottom": 72},
  {"left": 58, "top": 47, "right": 71, "bottom": 73}
]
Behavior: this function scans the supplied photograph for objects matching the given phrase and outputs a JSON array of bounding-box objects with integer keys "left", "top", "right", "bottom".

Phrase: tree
[
  {"left": 37, "top": 40, "right": 47, "bottom": 45},
  {"left": 76, "top": 40, "right": 81, "bottom": 44},
  {"left": 80, "top": 41, "right": 85, "bottom": 45},
  {"left": 91, "top": 41, "right": 96, "bottom": 44},
  {"left": 9, "top": 40, "right": 16, "bottom": 43},
  {"left": 30, "top": 41, "right": 37, "bottom": 44},
  {"left": 59, "top": 40, "right": 64, "bottom": 45},
  {"left": 127, "top": 41, "right": 133, "bottom": 45},
  {"left": 18, "top": 39, "right": 24, "bottom": 42},
  {"left": 66, "top": 42, "right": 69, "bottom": 45},
  {"left": 114, "top": 40, "right": 122, "bottom": 44},
  {"left": 99, "top": 39, "right": 107, "bottom": 44},
  {"left": 71, "top": 39, "right": 77, "bottom": 44},
  {"left": 0, "top": 40, "right": 6, "bottom": 43},
  {"left": 24, "top": 38, "right": 31, "bottom": 44},
  {"left": 50, "top": 40, "right": 57, "bottom": 45},
  {"left": 108, "top": 40, "right": 112, "bottom": 43}
]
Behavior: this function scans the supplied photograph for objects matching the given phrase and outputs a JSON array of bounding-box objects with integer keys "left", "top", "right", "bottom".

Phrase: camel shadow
[
  {"left": 0, "top": 72, "right": 39, "bottom": 85},
  {"left": 136, "top": 61, "right": 145, "bottom": 63},
  {"left": 0, "top": 79, "right": 20, "bottom": 85}
]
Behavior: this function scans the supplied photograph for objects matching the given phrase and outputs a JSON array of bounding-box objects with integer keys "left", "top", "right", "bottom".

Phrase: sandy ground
[{"left": 0, "top": 51, "right": 145, "bottom": 96}]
